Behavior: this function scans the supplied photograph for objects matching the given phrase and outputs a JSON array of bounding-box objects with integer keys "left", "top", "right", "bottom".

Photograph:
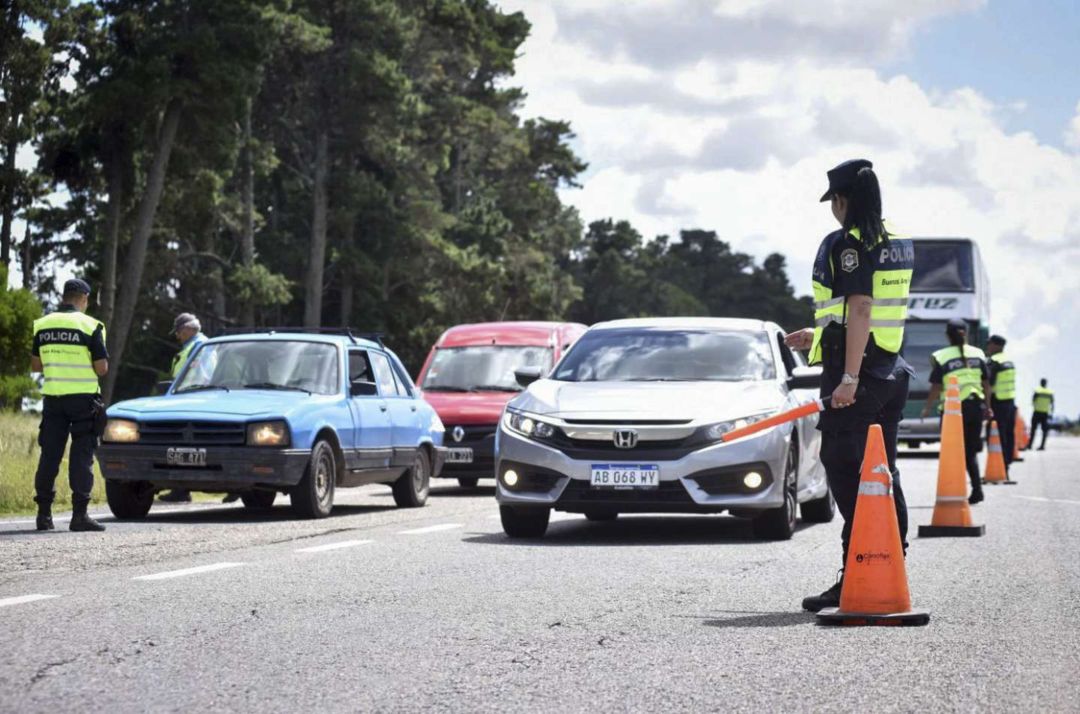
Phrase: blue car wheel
[{"left": 291, "top": 439, "right": 336, "bottom": 518}]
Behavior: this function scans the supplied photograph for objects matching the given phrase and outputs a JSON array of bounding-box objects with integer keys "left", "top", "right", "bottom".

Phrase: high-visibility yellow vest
[
  {"left": 171, "top": 332, "right": 207, "bottom": 378},
  {"left": 932, "top": 344, "right": 987, "bottom": 402},
  {"left": 808, "top": 226, "right": 914, "bottom": 365},
  {"left": 1033, "top": 386, "right": 1054, "bottom": 414},
  {"left": 990, "top": 353, "right": 1016, "bottom": 401},
  {"left": 33, "top": 310, "right": 106, "bottom": 396}
]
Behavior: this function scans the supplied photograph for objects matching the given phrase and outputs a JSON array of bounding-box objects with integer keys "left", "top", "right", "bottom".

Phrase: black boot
[
  {"left": 968, "top": 489, "right": 985, "bottom": 505},
  {"left": 35, "top": 503, "right": 54, "bottom": 531},
  {"left": 69, "top": 501, "right": 105, "bottom": 532},
  {"left": 802, "top": 571, "right": 844, "bottom": 612}
]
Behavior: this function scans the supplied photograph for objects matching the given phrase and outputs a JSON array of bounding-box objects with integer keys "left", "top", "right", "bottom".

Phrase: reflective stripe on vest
[
  {"left": 1033, "top": 386, "right": 1054, "bottom": 413},
  {"left": 808, "top": 225, "right": 914, "bottom": 365},
  {"left": 932, "top": 344, "right": 987, "bottom": 402},
  {"left": 33, "top": 311, "right": 105, "bottom": 396},
  {"left": 990, "top": 353, "right": 1016, "bottom": 401},
  {"left": 171, "top": 333, "right": 207, "bottom": 378}
]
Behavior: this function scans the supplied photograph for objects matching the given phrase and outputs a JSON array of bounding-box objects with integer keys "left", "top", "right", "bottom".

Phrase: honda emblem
[{"left": 613, "top": 429, "right": 638, "bottom": 449}]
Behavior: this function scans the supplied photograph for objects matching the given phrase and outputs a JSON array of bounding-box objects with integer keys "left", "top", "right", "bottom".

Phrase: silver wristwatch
[{"left": 841, "top": 373, "right": 859, "bottom": 385}]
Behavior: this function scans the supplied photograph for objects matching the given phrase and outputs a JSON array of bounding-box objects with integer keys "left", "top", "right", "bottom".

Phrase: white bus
[{"left": 899, "top": 238, "right": 991, "bottom": 446}]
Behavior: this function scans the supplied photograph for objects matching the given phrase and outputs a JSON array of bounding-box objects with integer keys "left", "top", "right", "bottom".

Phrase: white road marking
[
  {"left": 398, "top": 523, "right": 463, "bottom": 535},
  {"left": 133, "top": 562, "right": 246, "bottom": 581},
  {"left": 1011, "top": 495, "right": 1080, "bottom": 506},
  {"left": 0, "top": 594, "right": 59, "bottom": 609},
  {"left": 295, "top": 539, "right": 373, "bottom": 553}
]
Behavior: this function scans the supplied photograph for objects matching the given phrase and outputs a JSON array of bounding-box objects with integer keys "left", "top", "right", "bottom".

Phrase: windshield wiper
[
  {"left": 469, "top": 385, "right": 521, "bottom": 392},
  {"left": 175, "top": 384, "right": 230, "bottom": 394},
  {"left": 243, "top": 382, "right": 311, "bottom": 394},
  {"left": 422, "top": 386, "right": 471, "bottom": 392}
]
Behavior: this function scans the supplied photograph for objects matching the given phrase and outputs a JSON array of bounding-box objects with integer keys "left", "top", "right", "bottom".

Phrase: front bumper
[
  {"left": 495, "top": 425, "right": 789, "bottom": 513},
  {"left": 97, "top": 444, "right": 310, "bottom": 490}
]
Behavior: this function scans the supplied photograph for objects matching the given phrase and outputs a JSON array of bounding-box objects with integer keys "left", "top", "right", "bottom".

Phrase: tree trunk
[
  {"left": 99, "top": 154, "right": 125, "bottom": 326},
  {"left": 339, "top": 214, "right": 355, "bottom": 327},
  {"left": 303, "top": 126, "right": 328, "bottom": 328},
  {"left": 20, "top": 221, "right": 31, "bottom": 289},
  {"left": 102, "top": 98, "right": 183, "bottom": 403},
  {"left": 0, "top": 138, "right": 16, "bottom": 266},
  {"left": 240, "top": 96, "right": 255, "bottom": 326}
]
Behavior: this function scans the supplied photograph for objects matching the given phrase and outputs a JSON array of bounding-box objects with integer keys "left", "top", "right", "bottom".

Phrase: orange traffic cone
[
  {"left": 817, "top": 424, "right": 930, "bottom": 626},
  {"left": 983, "top": 420, "right": 1014, "bottom": 485},
  {"left": 1014, "top": 412, "right": 1028, "bottom": 462},
  {"left": 919, "top": 376, "right": 985, "bottom": 537}
]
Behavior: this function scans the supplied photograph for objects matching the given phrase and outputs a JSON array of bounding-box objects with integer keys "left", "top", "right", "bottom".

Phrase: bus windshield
[
  {"left": 911, "top": 242, "right": 974, "bottom": 292},
  {"left": 901, "top": 322, "right": 948, "bottom": 395}
]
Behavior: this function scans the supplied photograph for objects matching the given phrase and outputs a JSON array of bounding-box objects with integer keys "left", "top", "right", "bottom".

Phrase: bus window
[
  {"left": 901, "top": 321, "right": 949, "bottom": 395},
  {"left": 911, "top": 243, "right": 974, "bottom": 292}
]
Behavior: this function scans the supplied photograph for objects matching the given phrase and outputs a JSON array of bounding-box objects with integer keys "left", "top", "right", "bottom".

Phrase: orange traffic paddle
[
  {"left": 919, "top": 376, "right": 985, "bottom": 537},
  {"left": 721, "top": 399, "right": 829, "bottom": 443},
  {"left": 817, "top": 424, "right": 930, "bottom": 627},
  {"left": 983, "top": 420, "right": 1015, "bottom": 485}
]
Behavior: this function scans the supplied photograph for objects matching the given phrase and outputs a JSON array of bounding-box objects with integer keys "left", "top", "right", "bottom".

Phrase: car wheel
[
  {"left": 584, "top": 509, "right": 618, "bottom": 522},
  {"left": 290, "top": 440, "right": 336, "bottom": 519},
  {"left": 801, "top": 485, "right": 836, "bottom": 523},
  {"left": 457, "top": 477, "right": 479, "bottom": 489},
  {"left": 393, "top": 449, "right": 431, "bottom": 508},
  {"left": 500, "top": 505, "right": 550, "bottom": 538},
  {"left": 105, "top": 480, "right": 154, "bottom": 520},
  {"left": 751, "top": 439, "right": 798, "bottom": 540},
  {"left": 241, "top": 490, "right": 277, "bottom": 511}
]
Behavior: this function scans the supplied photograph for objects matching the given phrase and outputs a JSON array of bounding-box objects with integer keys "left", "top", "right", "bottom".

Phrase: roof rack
[{"left": 217, "top": 327, "right": 384, "bottom": 346}]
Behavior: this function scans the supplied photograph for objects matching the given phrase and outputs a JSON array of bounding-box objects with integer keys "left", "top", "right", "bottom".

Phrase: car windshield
[
  {"left": 422, "top": 346, "right": 553, "bottom": 392},
  {"left": 911, "top": 242, "right": 975, "bottom": 292},
  {"left": 174, "top": 340, "right": 339, "bottom": 396},
  {"left": 553, "top": 328, "right": 776, "bottom": 382}
]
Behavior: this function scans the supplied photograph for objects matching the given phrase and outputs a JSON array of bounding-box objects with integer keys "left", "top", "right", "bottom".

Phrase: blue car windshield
[
  {"left": 174, "top": 340, "right": 339, "bottom": 395},
  {"left": 553, "top": 329, "right": 776, "bottom": 382}
]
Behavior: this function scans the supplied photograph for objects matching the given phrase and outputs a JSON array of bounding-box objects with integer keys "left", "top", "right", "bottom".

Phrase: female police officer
[{"left": 784, "top": 159, "right": 915, "bottom": 612}]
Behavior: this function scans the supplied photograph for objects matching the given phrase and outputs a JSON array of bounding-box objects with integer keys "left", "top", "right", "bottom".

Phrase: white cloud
[{"left": 499, "top": 0, "right": 1080, "bottom": 415}]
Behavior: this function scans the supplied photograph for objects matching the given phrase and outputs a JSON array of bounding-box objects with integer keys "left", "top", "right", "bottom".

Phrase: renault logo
[
  {"left": 452, "top": 426, "right": 465, "bottom": 443},
  {"left": 613, "top": 429, "right": 638, "bottom": 449}
]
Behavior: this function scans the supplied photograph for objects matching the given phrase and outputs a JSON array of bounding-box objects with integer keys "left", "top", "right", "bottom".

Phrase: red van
[{"left": 416, "top": 321, "right": 587, "bottom": 487}]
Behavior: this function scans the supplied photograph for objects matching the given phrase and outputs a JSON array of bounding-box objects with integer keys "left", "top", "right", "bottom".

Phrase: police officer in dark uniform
[
  {"left": 984, "top": 334, "right": 1017, "bottom": 474},
  {"left": 30, "top": 279, "right": 109, "bottom": 532},
  {"left": 785, "top": 159, "right": 915, "bottom": 613}
]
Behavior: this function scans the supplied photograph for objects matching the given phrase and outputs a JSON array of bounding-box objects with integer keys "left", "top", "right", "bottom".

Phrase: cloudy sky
[{"left": 500, "top": 0, "right": 1080, "bottom": 417}]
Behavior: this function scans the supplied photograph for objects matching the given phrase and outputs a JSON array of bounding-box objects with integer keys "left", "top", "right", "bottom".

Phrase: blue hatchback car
[{"left": 97, "top": 331, "right": 447, "bottom": 519}]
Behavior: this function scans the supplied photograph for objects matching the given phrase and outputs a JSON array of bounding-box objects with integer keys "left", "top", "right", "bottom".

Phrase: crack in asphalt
[{"left": 29, "top": 657, "right": 76, "bottom": 686}]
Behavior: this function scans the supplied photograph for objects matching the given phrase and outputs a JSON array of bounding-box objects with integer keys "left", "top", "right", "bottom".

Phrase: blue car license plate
[{"left": 589, "top": 464, "right": 659, "bottom": 489}]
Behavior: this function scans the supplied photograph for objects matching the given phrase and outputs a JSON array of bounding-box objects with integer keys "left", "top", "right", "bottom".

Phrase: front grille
[
  {"left": 544, "top": 429, "right": 707, "bottom": 461},
  {"left": 561, "top": 418, "right": 693, "bottom": 426},
  {"left": 139, "top": 421, "right": 247, "bottom": 446},
  {"left": 446, "top": 424, "right": 497, "bottom": 446},
  {"left": 556, "top": 479, "right": 695, "bottom": 507}
]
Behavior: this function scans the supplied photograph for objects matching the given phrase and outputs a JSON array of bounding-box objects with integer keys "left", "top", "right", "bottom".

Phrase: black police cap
[
  {"left": 63, "top": 278, "right": 92, "bottom": 296},
  {"left": 820, "top": 158, "right": 873, "bottom": 202}
]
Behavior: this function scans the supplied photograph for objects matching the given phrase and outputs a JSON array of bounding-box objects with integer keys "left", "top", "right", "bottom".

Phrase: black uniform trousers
[
  {"left": 818, "top": 369, "right": 910, "bottom": 566},
  {"left": 1030, "top": 412, "right": 1050, "bottom": 450},
  {"left": 990, "top": 398, "right": 1016, "bottom": 469},
  {"left": 960, "top": 397, "right": 984, "bottom": 495},
  {"left": 34, "top": 394, "right": 100, "bottom": 506}
]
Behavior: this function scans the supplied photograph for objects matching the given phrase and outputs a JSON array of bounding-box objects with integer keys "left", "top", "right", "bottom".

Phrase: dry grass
[{"left": 0, "top": 412, "right": 106, "bottom": 514}]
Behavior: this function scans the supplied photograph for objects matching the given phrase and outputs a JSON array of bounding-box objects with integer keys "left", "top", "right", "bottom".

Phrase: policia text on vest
[{"left": 29, "top": 279, "right": 109, "bottom": 532}]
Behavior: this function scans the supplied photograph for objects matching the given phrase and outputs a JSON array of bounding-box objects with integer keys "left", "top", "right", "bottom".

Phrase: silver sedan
[{"left": 495, "top": 317, "right": 834, "bottom": 539}]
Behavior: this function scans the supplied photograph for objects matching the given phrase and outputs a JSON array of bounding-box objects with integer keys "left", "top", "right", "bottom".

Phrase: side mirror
[
  {"left": 787, "top": 365, "right": 823, "bottom": 391},
  {"left": 514, "top": 366, "right": 544, "bottom": 388},
  {"left": 153, "top": 380, "right": 174, "bottom": 396},
  {"left": 350, "top": 380, "right": 379, "bottom": 397}
]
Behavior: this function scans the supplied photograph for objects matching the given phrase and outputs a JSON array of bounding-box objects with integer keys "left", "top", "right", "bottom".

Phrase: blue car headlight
[
  {"left": 705, "top": 413, "right": 773, "bottom": 442},
  {"left": 247, "top": 420, "right": 291, "bottom": 447},
  {"left": 502, "top": 409, "right": 557, "bottom": 441}
]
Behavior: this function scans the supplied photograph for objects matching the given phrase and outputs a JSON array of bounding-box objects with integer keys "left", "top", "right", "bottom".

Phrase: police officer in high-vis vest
[
  {"left": 984, "top": 334, "right": 1017, "bottom": 472},
  {"left": 921, "top": 319, "right": 991, "bottom": 503},
  {"left": 785, "top": 159, "right": 915, "bottom": 613},
  {"left": 30, "top": 279, "right": 109, "bottom": 532},
  {"left": 1028, "top": 378, "right": 1054, "bottom": 451},
  {"left": 158, "top": 312, "right": 208, "bottom": 504}
]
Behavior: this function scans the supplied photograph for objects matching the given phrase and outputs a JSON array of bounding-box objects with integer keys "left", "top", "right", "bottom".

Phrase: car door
[
  {"left": 776, "top": 332, "right": 824, "bottom": 492},
  {"left": 369, "top": 350, "right": 421, "bottom": 468},
  {"left": 347, "top": 349, "right": 392, "bottom": 469}
]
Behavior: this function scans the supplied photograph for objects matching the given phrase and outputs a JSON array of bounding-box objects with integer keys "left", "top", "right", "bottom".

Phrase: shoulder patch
[{"left": 840, "top": 248, "right": 859, "bottom": 273}]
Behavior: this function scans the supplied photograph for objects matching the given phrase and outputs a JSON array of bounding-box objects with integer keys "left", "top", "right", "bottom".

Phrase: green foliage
[
  {"left": 229, "top": 262, "right": 293, "bottom": 314},
  {"left": 0, "top": 265, "right": 43, "bottom": 409}
]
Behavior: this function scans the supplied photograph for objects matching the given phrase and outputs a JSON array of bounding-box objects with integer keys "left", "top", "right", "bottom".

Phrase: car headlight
[
  {"left": 247, "top": 420, "right": 290, "bottom": 447},
  {"left": 705, "top": 413, "right": 773, "bottom": 441},
  {"left": 103, "top": 419, "right": 140, "bottom": 443},
  {"left": 502, "top": 410, "right": 557, "bottom": 440}
]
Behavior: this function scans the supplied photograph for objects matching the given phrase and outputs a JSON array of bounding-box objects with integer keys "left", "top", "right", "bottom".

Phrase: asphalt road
[{"left": 2, "top": 439, "right": 1079, "bottom": 713}]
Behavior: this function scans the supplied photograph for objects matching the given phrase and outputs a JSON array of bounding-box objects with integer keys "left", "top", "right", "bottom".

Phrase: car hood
[
  {"left": 510, "top": 380, "right": 785, "bottom": 423},
  {"left": 420, "top": 390, "right": 519, "bottom": 425},
  {"left": 108, "top": 389, "right": 315, "bottom": 419}
]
